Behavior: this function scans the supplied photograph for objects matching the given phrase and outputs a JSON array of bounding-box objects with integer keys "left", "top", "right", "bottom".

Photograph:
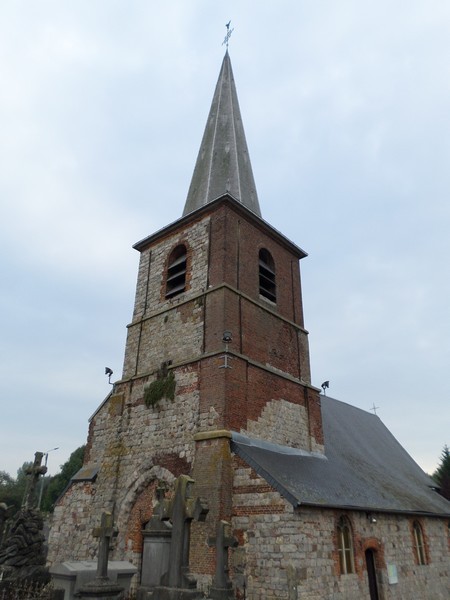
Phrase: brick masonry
[{"left": 47, "top": 197, "right": 450, "bottom": 598}]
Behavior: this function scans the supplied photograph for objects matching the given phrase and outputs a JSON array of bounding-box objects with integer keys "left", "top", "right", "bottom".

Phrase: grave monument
[
  {"left": 0, "top": 452, "right": 50, "bottom": 584},
  {"left": 75, "top": 511, "right": 124, "bottom": 600},
  {"left": 151, "top": 474, "right": 208, "bottom": 600},
  {"left": 208, "top": 521, "right": 238, "bottom": 600}
]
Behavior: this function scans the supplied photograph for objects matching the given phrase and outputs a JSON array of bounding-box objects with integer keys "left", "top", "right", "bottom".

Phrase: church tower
[
  {"left": 120, "top": 49, "right": 323, "bottom": 519},
  {"left": 124, "top": 50, "right": 321, "bottom": 437},
  {"left": 48, "top": 50, "right": 450, "bottom": 600},
  {"left": 48, "top": 51, "right": 323, "bottom": 585}
]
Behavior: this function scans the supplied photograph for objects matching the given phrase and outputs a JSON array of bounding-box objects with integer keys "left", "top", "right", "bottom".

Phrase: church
[{"left": 48, "top": 51, "right": 450, "bottom": 599}]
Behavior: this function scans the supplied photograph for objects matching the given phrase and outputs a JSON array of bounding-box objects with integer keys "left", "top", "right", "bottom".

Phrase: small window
[
  {"left": 337, "top": 516, "right": 355, "bottom": 574},
  {"left": 166, "top": 245, "right": 187, "bottom": 298},
  {"left": 259, "top": 248, "right": 276, "bottom": 303},
  {"left": 413, "top": 521, "right": 427, "bottom": 565}
]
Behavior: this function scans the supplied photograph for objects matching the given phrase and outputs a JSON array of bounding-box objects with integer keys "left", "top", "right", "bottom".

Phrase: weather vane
[{"left": 222, "top": 21, "right": 234, "bottom": 49}]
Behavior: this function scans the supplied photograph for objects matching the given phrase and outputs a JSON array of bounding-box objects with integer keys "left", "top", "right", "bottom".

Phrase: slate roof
[
  {"left": 183, "top": 52, "right": 261, "bottom": 218},
  {"left": 231, "top": 395, "right": 450, "bottom": 516}
]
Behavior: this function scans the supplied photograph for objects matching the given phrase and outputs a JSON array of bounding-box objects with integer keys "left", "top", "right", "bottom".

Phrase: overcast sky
[{"left": 1, "top": 1, "right": 449, "bottom": 478}]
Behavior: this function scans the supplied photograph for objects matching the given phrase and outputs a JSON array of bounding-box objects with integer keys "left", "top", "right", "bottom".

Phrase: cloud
[{"left": 0, "top": 1, "right": 449, "bottom": 478}]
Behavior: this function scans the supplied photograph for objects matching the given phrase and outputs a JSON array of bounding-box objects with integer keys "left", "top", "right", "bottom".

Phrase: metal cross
[
  {"left": 370, "top": 403, "right": 380, "bottom": 416},
  {"left": 222, "top": 21, "right": 234, "bottom": 49}
]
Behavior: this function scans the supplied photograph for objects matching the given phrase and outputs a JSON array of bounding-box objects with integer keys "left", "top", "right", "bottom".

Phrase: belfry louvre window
[
  {"left": 165, "top": 244, "right": 187, "bottom": 298},
  {"left": 337, "top": 516, "right": 355, "bottom": 574},
  {"left": 413, "top": 521, "right": 427, "bottom": 565},
  {"left": 259, "top": 248, "right": 276, "bottom": 302}
]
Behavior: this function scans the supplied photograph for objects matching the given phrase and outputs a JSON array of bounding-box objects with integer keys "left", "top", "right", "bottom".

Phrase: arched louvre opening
[
  {"left": 166, "top": 245, "right": 187, "bottom": 298},
  {"left": 259, "top": 248, "right": 276, "bottom": 303}
]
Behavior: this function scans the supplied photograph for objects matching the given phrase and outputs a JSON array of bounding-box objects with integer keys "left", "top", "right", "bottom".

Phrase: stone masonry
[
  {"left": 47, "top": 197, "right": 323, "bottom": 594},
  {"left": 232, "top": 461, "right": 450, "bottom": 600},
  {"left": 46, "top": 51, "right": 450, "bottom": 600}
]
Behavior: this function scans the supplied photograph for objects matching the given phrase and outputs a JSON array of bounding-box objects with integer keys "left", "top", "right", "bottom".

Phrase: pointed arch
[
  {"left": 117, "top": 465, "right": 176, "bottom": 543},
  {"left": 337, "top": 515, "right": 355, "bottom": 574},
  {"left": 412, "top": 520, "right": 428, "bottom": 565}
]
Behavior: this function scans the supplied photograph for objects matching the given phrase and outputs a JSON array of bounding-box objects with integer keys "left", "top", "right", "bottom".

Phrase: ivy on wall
[{"left": 144, "top": 370, "right": 176, "bottom": 408}]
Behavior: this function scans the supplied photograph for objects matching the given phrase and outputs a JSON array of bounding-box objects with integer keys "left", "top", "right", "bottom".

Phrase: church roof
[
  {"left": 231, "top": 396, "right": 450, "bottom": 516},
  {"left": 183, "top": 52, "right": 261, "bottom": 218}
]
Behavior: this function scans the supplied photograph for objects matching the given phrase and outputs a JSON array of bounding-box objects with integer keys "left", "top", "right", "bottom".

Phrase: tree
[
  {"left": 0, "top": 447, "right": 86, "bottom": 515},
  {"left": 41, "top": 445, "right": 85, "bottom": 512},
  {"left": 433, "top": 445, "right": 450, "bottom": 501},
  {"left": 0, "top": 471, "right": 14, "bottom": 487},
  {"left": 0, "top": 462, "right": 32, "bottom": 514}
]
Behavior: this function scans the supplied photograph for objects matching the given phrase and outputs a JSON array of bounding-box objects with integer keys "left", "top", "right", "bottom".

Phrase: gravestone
[
  {"left": 152, "top": 474, "right": 208, "bottom": 600},
  {"left": 0, "top": 452, "right": 50, "bottom": 585},
  {"left": 139, "top": 484, "right": 172, "bottom": 594},
  {"left": 76, "top": 512, "right": 124, "bottom": 600},
  {"left": 208, "top": 521, "right": 238, "bottom": 600}
]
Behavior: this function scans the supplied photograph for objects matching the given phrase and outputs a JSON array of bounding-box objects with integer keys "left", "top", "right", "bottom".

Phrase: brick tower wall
[{"left": 48, "top": 198, "right": 323, "bottom": 586}]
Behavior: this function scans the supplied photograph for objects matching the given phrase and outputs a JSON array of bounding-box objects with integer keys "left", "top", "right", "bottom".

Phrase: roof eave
[
  {"left": 134, "top": 193, "right": 308, "bottom": 259},
  {"left": 294, "top": 501, "right": 450, "bottom": 519}
]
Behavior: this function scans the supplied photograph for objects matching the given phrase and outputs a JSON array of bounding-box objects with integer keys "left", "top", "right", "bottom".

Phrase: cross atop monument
[
  {"left": 76, "top": 511, "right": 124, "bottom": 598},
  {"left": 159, "top": 474, "right": 208, "bottom": 590},
  {"left": 92, "top": 511, "right": 117, "bottom": 580},
  {"left": 208, "top": 520, "right": 238, "bottom": 598},
  {"left": 22, "top": 452, "right": 47, "bottom": 510}
]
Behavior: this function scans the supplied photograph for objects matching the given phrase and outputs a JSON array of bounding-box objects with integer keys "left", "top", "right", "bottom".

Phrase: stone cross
[
  {"left": 92, "top": 511, "right": 117, "bottom": 580},
  {"left": 76, "top": 511, "right": 123, "bottom": 599},
  {"left": 208, "top": 520, "right": 238, "bottom": 597},
  {"left": 160, "top": 474, "right": 208, "bottom": 589},
  {"left": 22, "top": 452, "right": 47, "bottom": 510}
]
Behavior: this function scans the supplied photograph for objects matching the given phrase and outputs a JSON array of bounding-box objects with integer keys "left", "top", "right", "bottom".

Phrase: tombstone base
[
  {"left": 76, "top": 577, "right": 124, "bottom": 600},
  {"left": 152, "top": 585, "right": 204, "bottom": 600},
  {"left": 0, "top": 564, "right": 51, "bottom": 585},
  {"left": 136, "top": 586, "right": 155, "bottom": 600},
  {"left": 208, "top": 584, "right": 234, "bottom": 600}
]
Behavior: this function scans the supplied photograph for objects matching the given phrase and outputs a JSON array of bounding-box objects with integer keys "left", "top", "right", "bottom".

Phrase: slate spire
[{"left": 183, "top": 52, "right": 261, "bottom": 217}]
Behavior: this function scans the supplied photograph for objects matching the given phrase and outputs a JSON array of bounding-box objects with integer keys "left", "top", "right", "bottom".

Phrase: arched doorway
[{"left": 365, "top": 548, "right": 379, "bottom": 600}]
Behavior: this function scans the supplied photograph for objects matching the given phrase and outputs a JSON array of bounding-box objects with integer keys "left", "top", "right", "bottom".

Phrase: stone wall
[
  {"left": 242, "top": 399, "right": 311, "bottom": 450},
  {"left": 48, "top": 200, "right": 323, "bottom": 590},
  {"left": 47, "top": 365, "right": 199, "bottom": 567},
  {"left": 232, "top": 460, "right": 450, "bottom": 600}
]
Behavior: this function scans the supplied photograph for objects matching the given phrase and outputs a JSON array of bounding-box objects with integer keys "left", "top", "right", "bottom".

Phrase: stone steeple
[{"left": 183, "top": 51, "right": 261, "bottom": 217}]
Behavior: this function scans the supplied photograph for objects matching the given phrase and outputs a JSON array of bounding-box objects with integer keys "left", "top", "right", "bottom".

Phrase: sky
[{"left": 1, "top": 1, "right": 449, "bottom": 478}]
